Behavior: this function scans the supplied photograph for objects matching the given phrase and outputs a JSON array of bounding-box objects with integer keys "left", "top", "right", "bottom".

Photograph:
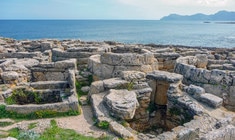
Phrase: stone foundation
[
  {"left": 88, "top": 46, "right": 158, "bottom": 80},
  {"left": 174, "top": 55, "right": 235, "bottom": 111}
]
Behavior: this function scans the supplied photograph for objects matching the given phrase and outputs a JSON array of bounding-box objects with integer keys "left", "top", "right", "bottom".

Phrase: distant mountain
[{"left": 160, "top": 10, "right": 235, "bottom": 21}]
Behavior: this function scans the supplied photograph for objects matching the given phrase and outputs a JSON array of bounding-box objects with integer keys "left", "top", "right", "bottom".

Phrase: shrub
[
  {"left": 5, "top": 88, "right": 41, "bottom": 105},
  {"left": 4, "top": 120, "right": 113, "bottom": 140},
  {"left": 97, "top": 121, "right": 109, "bottom": 129},
  {"left": 75, "top": 81, "right": 88, "bottom": 98}
]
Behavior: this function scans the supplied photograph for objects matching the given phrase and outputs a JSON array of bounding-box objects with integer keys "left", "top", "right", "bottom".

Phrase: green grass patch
[
  {"left": 76, "top": 81, "right": 88, "bottom": 97},
  {"left": 127, "top": 82, "right": 134, "bottom": 91},
  {"left": 0, "top": 105, "right": 80, "bottom": 120},
  {"left": 96, "top": 121, "right": 109, "bottom": 130},
  {"left": 0, "top": 121, "right": 14, "bottom": 127},
  {"left": 38, "top": 120, "right": 97, "bottom": 140},
  {"left": 8, "top": 128, "right": 20, "bottom": 138},
  {"left": 28, "top": 122, "right": 38, "bottom": 130},
  {"left": 6, "top": 120, "right": 113, "bottom": 140}
]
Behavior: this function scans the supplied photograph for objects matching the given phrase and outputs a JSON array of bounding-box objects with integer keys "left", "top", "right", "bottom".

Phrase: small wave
[{"left": 226, "top": 36, "right": 235, "bottom": 39}]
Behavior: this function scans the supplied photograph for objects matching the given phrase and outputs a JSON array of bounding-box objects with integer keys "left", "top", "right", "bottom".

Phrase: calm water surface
[{"left": 0, "top": 20, "right": 235, "bottom": 48}]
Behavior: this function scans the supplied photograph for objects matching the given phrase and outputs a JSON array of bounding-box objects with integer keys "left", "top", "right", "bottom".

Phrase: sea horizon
[{"left": 0, "top": 20, "right": 235, "bottom": 48}]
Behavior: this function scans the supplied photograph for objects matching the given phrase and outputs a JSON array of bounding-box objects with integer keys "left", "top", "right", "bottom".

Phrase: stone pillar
[{"left": 155, "top": 81, "right": 170, "bottom": 105}]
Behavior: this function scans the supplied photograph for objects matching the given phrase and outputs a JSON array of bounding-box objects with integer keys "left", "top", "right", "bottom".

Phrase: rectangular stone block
[{"left": 200, "top": 93, "right": 223, "bottom": 108}]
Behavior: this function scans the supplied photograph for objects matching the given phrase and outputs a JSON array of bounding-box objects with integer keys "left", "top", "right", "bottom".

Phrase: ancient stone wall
[
  {"left": 31, "top": 59, "right": 77, "bottom": 82},
  {"left": 152, "top": 48, "right": 180, "bottom": 72},
  {"left": 52, "top": 44, "right": 111, "bottom": 69},
  {"left": 174, "top": 55, "right": 235, "bottom": 111},
  {"left": 88, "top": 49, "right": 158, "bottom": 80},
  {"left": 5, "top": 94, "right": 78, "bottom": 114}
]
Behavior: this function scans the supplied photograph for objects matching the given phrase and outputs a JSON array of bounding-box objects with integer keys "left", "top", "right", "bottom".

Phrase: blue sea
[{"left": 0, "top": 20, "right": 235, "bottom": 48}]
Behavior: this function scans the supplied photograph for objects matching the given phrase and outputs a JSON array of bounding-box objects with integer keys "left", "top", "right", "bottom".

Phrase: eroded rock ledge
[{"left": 0, "top": 37, "right": 235, "bottom": 140}]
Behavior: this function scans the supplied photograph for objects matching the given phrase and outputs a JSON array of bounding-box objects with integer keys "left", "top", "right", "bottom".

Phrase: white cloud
[
  {"left": 196, "top": 0, "right": 228, "bottom": 7},
  {"left": 115, "top": 0, "right": 235, "bottom": 19},
  {"left": 117, "top": 0, "right": 233, "bottom": 7}
]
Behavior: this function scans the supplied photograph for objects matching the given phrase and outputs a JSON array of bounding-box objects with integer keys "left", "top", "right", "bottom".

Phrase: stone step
[
  {"left": 90, "top": 92, "right": 110, "bottom": 120},
  {"left": 186, "top": 85, "right": 223, "bottom": 109},
  {"left": 30, "top": 81, "right": 69, "bottom": 90},
  {"left": 200, "top": 93, "right": 223, "bottom": 108},
  {"left": 109, "top": 121, "right": 134, "bottom": 139},
  {"left": 90, "top": 91, "right": 135, "bottom": 139}
]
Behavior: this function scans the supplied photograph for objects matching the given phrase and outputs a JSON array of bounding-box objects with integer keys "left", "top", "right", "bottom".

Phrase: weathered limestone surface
[
  {"left": 175, "top": 55, "right": 235, "bottom": 111},
  {"left": 1, "top": 71, "right": 19, "bottom": 84},
  {"left": 201, "top": 125, "right": 235, "bottom": 140},
  {"left": 147, "top": 70, "right": 183, "bottom": 83},
  {"left": 200, "top": 93, "right": 223, "bottom": 108},
  {"left": 6, "top": 95, "right": 78, "bottom": 114},
  {"left": 88, "top": 47, "right": 158, "bottom": 79},
  {"left": 186, "top": 84, "right": 205, "bottom": 100},
  {"left": 109, "top": 121, "right": 134, "bottom": 140},
  {"left": 104, "top": 89, "right": 139, "bottom": 120},
  {"left": 120, "top": 71, "right": 146, "bottom": 81},
  {"left": 1, "top": 37, "right": 235, "bottom": 139}
]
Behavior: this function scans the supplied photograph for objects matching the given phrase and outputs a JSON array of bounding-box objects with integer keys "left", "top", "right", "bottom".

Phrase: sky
[{"left": 0, "top": 0, "right": 235, "bottom": 20}]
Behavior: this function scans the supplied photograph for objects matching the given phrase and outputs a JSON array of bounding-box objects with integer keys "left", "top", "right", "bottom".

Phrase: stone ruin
[
  {"left": 88, "top": 45, "right": 158, "bottom": 80},
  {"left": 0, "top": 37, "right": 235, "bottom": 140},
  {"left": 1, "top": 58, "right": 78, "bottom": 114}
]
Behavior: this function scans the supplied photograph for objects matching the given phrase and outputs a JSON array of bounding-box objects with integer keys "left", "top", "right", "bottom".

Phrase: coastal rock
[{"left": 104, "top": 89, "right": 139, "bottom": 120}]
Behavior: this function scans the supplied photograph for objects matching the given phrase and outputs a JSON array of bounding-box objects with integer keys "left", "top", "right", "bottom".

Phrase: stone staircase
[{"left": 30, "top": 81, "right": 69, "bottom": 90}]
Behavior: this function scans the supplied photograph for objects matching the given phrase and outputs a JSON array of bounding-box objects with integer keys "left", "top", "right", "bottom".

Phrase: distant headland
[{"left": 161, "top": 10, "right": 235, "bottom": 21}]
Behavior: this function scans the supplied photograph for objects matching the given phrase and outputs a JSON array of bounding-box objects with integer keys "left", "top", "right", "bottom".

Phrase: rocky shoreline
[{"left": 0, "top": 37, "right": 235, "bottom": 140}]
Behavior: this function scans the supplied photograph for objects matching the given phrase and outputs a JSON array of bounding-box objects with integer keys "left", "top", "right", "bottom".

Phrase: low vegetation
[
  {"left": 96, "top": 121, "right": 109, "bottom": 130},
  {"left": 0, "top": 121, "right": 14, "bottom": 127},
  {"left": 5, "top": 88, "right": 42, "bottom": 105},
  {"left": 0, "top": 105, "right": 80, "bottom": 120},
  {"left": 28, "top": 122, "right": 38, "bottom": 130},
  {"left": 76, "top": 80, "right": 88, "bottom": 97},
  {"left": 1, "top": 120, "right": 112, "bottom": 140}
]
